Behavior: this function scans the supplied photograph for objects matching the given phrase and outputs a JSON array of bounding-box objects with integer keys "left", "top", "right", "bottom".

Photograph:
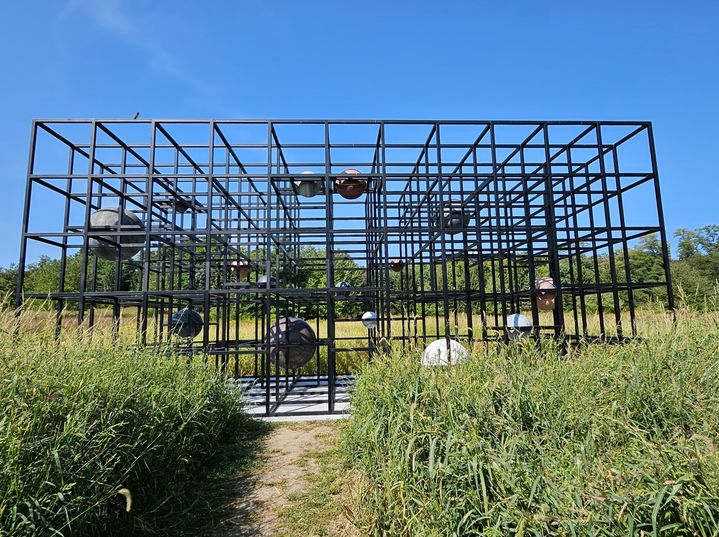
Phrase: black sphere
[
  {"left": 170, "top": 309, "right": 204, "bottom": 338},
  {"left": 266, "top": 317, "right": 317, "bottom": 370}
]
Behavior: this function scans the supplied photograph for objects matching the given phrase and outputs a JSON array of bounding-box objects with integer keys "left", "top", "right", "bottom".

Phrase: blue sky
[{"left": 0, "top": 0, "right": 717, "bottom": 267}]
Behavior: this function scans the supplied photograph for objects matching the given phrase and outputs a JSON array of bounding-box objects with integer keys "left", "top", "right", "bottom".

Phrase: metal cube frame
[{"left": 15, "top": 119, "right": 674, "bottom": 416}]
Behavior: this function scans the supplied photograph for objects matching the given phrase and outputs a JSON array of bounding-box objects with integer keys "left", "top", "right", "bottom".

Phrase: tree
[{"left": 671, "top": 226, "right": 719, "bottom": 308}]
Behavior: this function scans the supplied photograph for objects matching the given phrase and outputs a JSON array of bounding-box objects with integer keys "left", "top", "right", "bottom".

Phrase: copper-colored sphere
[
  {"left": 335, "top": 169, "right": 367, "bottom": 200},
  {"left": 535, "top": 276, "right": 557, "bottom": 311},
  {"left": 537, "top": 295, "right": 556, "bottom": 311},
  {"left": 390, "top": 259, "right": 405, "bottom": 272},
  {"left": 229, "top": 259, "right": 253, "bottom": 279}
]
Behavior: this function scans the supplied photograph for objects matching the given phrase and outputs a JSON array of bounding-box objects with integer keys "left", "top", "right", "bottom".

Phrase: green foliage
[
  {"left": 293, "top": 246, "right": 364, "bottom": 318},
  {"left": 0, "top": 325, "right": 249, "bottom": 536},
  {"left": 0, "top": 265, "right": 18, "bottom": 305},
  {"left": 9, "top": 226, "right": 719, "bottom": 315},
  {"left": 345, "top": 312, "right": 719, "bottom": 535},
  {"left": 672, "top": 226, "right": 719, "bottom": 309}
]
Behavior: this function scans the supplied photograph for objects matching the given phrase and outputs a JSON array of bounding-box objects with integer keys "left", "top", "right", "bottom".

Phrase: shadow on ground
[{"left": 186, "top": 418, "right": 273, "bottom": 537}]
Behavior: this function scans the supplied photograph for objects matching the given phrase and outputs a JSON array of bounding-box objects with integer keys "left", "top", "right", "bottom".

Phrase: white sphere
[
  {"left": 421, "top": 339, "right": 469, "bottom": 366},
  {"left": 506, "top": 313, "right": 532, "bottom": 341},
  {"left": 361, "top": 311, "right": 378, "bottom": 329}
]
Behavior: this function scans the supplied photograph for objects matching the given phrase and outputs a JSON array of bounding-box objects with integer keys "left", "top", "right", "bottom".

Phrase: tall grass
[
  {"left": 344, "top": 310, "right": 719, "bottom": 535},
  {"left": 0, "top": 311, "right": 248, "bottom": 536}
]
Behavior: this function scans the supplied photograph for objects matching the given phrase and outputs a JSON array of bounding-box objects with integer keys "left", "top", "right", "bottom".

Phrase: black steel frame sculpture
[{"left": 15, "top": 119, "right": 674, "bottom": 416}]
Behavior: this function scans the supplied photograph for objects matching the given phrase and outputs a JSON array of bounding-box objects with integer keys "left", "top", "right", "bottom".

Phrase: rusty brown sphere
[
  {"left": 266, "top": 317, "right": 317, "bottom": 370},
  {"left": 535, "top": 277, "right": 557, "bottom": 311},
  {"left": 335, "top": 169, "right": 367, "bottom": 200},
  {"left": 229, "top": 259, "right": 253, "bottom": 279},
  {"left": 390, "top": 259, "right": 405, "bottom": 272}
]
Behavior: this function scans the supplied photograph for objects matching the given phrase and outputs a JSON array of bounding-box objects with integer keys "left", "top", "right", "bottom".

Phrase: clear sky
[{"left": 0, "top": 0, "right": 717, "bottom": 267}]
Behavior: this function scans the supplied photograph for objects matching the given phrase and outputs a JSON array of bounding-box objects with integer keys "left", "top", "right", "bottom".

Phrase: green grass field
[
  {"left": 5, "top": 303, "right": 719, "bottom": 535},
  {"left": 343, "top": 309, "right": 719, "bottom": 535},
  {"left": 0, "top": 309, "right": 254, "bottom": 536}
]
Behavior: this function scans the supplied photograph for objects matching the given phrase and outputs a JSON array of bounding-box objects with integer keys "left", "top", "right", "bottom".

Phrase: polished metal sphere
[
  {"left": 170, "top": 308, "right": 204, "bottom": 338},
  {"left": 294, "top": 171, "right": 322, "bottom": 198},
  {"left": 506, "top": 313, "right": 532, "bottom": 341},
  {"left": 362, "top": 311, "right": 378, "bottom": 329},
  {"left": 88, "top": 207, "right": 145, "bottom": 261},
  {"left": 256, "top": 274, "right": 278, "bottom": 288},
  {"left": 434, "top": 202, "right": 472, "bottom": 234},
  {"left": 266, "top": 317, "right": 317, "bottom": 370},
  {"left": 337, "top": 280, "right": 352, "bottom": 298}
]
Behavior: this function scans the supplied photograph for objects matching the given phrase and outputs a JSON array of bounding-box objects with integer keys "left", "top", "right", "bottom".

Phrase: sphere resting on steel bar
[
  {"left": 421, "top": 338, "right": 469, "bottom": 366},
  {"left": 362, "top": 311, "right": 378, "bottom": 329},
  {"left": 229, "top": 259, "right": 253, "bottom": 279},
  {"left": 294, "top": 171, "right": 323, "bottom": 198},
  {"left": 170, "top": 308, "right": 204, "bottom": 339},
  {"left": 434, "top": 202, "right": 472, "bottom": 235},
  {"left": 535, "top": 276, "right": 557, "bottom": 311},
  {"left": 256, "top": 274, "right": 278, "bottom": 288},
  {"left": 506, "top": 313, "right": 532, "bottom": 341},
  {"left": 335, "top": 169, "right": 367, "bottom": 200},
  {"left": 266, "top": 317, "right": 318, "bottom": 370},
  {"left": 337, "top": 280, "right": 352, "bottom": 298},
  {"left": 390, "top": 259, "right": 405, "bottom": 272},
  {"left": 88, "top": 207, "right": 145, "bottom": 261}
]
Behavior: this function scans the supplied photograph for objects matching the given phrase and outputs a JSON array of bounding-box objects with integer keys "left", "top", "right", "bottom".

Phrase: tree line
[{"left": 1, "top": 225, "right": 717, "bottom": 312}]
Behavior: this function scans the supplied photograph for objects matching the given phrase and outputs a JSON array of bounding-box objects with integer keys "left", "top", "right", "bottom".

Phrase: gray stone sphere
[
  {"left": 266, "top": 317, "right": 317, "bottom": 370},
  {"left": 170, "top": 309, "right": 204, "bottom": 338},
  {"left": 88, "top": 207, "right": 145, "bottom": 261}
]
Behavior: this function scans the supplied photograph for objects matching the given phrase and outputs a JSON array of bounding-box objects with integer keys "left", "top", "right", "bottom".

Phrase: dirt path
[{"left": 201, "top": 420, "right": 353, "bottom": 537}]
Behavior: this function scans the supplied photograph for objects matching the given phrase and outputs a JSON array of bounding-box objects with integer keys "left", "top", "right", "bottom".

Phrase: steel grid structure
[{"left": 15, "top": 119, "right": 674, "bottom": 416}]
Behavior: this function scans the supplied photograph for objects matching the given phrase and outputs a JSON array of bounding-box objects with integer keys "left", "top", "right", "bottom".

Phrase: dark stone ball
[
  {"left": 170, "top": 309, "right": 204, "bottom": 338},
  {"left": 266, "top": 317, "right": 317, "bottom": 370},
  {"left": 88, "top": 207, "right": 145, "bottom": 261}
]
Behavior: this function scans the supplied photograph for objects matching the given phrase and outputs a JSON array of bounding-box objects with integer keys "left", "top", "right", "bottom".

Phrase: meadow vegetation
[
  {"left": 344, "top": 309, "right": 719, "bottom": 535},
  {"left": 0, "top": 311, "right": 253, "bottom": 536}
]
